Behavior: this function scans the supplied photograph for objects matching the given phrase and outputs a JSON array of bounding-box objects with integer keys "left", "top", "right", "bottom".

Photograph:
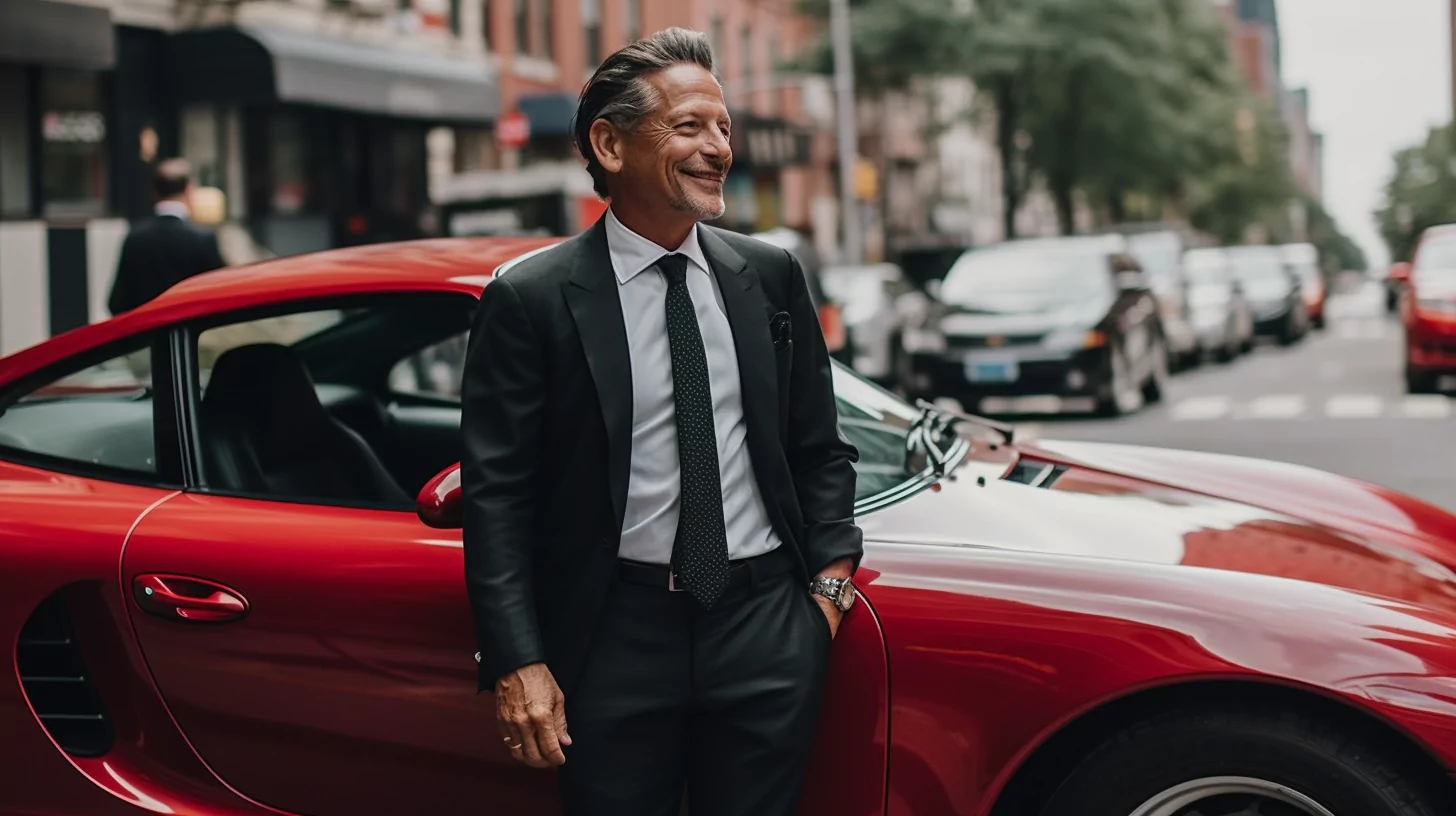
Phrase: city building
[
  {"left": 437, "top": 0, "right": 839, "bottom": 255},
  {"left": 1, "top": 0, "right": 501, "bottom": 356},
  {"left": 1219, "top": 0, "right": 1325, "bottom": 206}
]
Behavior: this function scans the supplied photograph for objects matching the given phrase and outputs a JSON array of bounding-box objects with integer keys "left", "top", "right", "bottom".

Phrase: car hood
[
  {"left": 938, "top": 299, "right": 1111, "bottom": 335},
  {"left": 859, "top": 438, "right": 1456, "bottom": 611}
]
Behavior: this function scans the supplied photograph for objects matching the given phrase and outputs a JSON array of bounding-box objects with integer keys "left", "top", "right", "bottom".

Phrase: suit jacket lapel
[
  {"left": 698, "top": 228, "right": 796, "bottom": 545},
  {"left": 563, "top": 220, "right": 633, "bottom": 532}
]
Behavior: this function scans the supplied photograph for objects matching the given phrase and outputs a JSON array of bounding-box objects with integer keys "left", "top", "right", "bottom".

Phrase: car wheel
[
  {"left": 1096, "top": 350, "right": 1143, "bottom": 417},
  {"left": 1141, "top": 340, "right": 1169, "bottom": 405},
  {"left": 1406, "top": 366, "right": 1440, "bottom": 395},
  {"left": 1040, "top": 706, "right": 1445, "bottom": 816}
]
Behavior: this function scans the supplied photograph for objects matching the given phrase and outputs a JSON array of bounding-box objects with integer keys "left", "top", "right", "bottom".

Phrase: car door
[
  {"left": 118, "top": 297, "right": 558, "bottom": 816},
  {"left": 121, "top": 494, "right": 555, "bottom": 816}
]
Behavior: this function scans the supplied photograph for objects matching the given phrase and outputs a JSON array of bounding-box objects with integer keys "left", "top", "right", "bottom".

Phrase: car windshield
[
  {"left": 1127, "top": 235, "right": 1180, "bottom": 284},
  {"left": 1417, "top": 238, "right": 1456, "bottom": 275},
  {"left": 1183, "top": 251, "right": 1227, "bottom": 285},
  {"left": 833, "top": 361, "right": 967, "bottom": 504},
  {"left": 1228, "top": 252, "right": 1286, "bottom": 282},
  {"left": 940, "top": 246, "right": 1112, "bottom": 309}
]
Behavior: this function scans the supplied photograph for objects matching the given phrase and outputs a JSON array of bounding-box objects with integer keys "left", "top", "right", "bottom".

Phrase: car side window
[
  {"left": 197, "top": 309, "right": 351, "bottom": 389},
  {"left": 0, "top": 344, "right": 158, "bottom": 475},
  {"left": 389, "top": 331, "right": 468, "bottom": 401}
]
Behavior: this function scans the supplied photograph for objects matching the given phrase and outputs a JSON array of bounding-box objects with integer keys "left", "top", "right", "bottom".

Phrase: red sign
[{"left": 496, "top": 110, "right": 531, "bottom": 149}]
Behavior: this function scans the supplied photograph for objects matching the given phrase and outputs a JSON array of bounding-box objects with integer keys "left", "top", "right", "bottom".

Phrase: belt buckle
[{"left": 668, "top": 570, "right": 685, "bottom": 592}]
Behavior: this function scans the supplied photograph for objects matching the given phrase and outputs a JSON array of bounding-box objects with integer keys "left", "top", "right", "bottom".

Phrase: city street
[{"left": 1018, "top": 279, "right": 1456, "bottom": 512}]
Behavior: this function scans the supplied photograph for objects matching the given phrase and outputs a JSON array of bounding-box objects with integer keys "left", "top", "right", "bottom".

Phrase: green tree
[
  {"left": 1376, "top": 124, "right": 1456, "bottom": 263},
  {"left": 1302, "top": 197, "right": 1367, "bottom": 273},
  {"left": 1185, "top": 100, "right": 1294, "bottom": 244}
]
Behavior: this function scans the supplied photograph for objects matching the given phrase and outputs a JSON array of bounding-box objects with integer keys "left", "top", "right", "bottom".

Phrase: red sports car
[
  {"left": 1397, "top": 224, "right": 1456, "bottom": 394},
  {"left": 4, "top": 239, "right": 1456, "bottom": 816}
]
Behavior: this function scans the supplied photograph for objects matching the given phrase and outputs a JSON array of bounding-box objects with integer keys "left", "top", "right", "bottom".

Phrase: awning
[
  {"left": 167, "top": 27, "right": 499, "bottom": 123},
  {"left": 516, "top": 91, "right": 579, "bottom": 138},
  {"left": 0, "top": 0, "right": 114, "bottom": 70}
]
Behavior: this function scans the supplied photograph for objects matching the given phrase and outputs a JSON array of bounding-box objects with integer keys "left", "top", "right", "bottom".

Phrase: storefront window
[
  {"left": 582, "top": 0, "right": 601, "bottom": 67},
  {"left": 270, "top": 111, "right": 312, "bottom": 215},
  {"left": 538, "top": 0, "right": 554, "bottom": 59},
  {"left": 625, "top": 0, "right": 641, "bottom": 42},
  {"left": 40, "top": 69, "right": 108, "bottom": 218},
  {"left": 515, "top": 0, "right": 529, "bottom": 56},
  {"left": 0, "top": 65, "right": 32, "bottom": 218}
]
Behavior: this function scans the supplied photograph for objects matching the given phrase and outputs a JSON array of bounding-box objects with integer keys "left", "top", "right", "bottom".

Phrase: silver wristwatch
[{"left": 810, "top": 576, "right": 856, "bottom": 613}]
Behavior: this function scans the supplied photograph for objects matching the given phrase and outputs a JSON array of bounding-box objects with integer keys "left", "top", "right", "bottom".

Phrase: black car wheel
[
  {"left": 1406, "top": 365, "right": 1440, "bottom": 395},
  {"left": 1096, "top": 350, "right": 1143, "bottom": 417},
  {"left": 1141, "top": 340, "right": 1169, "bottom": 405},
  {"left": 1040, "top": 706, "right": 1445, "bottom": 816}
]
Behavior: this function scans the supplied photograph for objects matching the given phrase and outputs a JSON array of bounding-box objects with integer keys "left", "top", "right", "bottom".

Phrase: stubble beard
[{"left": 670, "top": 190, "right": 727, "bottom": 221}]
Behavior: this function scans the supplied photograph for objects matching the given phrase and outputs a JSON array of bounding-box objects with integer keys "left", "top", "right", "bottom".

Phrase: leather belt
[{"left": 618, "top": 546, "right": 795, "bottom": 592}]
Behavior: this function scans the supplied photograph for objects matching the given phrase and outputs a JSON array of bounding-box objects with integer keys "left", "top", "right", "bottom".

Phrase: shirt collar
[
  {"left": 604, "top": 208, "right": 712, "bottom": 285},
  {"left": 155, "top": 200, "right": 191, "bottom": 220}
]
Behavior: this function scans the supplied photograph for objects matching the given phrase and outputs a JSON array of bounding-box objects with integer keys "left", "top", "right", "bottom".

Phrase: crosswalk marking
[
  {"left": 1166, "top": 394, "right": 1454, "bottom": 421},
  {"left": 1243, "top": 395, "right": 1306, "bottom": 419},
  {"left": 1170, "top": 395, "right": 1232, "bottom": 421},
  {"left": 1331, "top": 319, "right": 1388, "bottom": 340},
  {"left": 1325, "top": 394, "right": 1384, "bottom": 418},
  {"left": 1398, "top": 395, "right": 1454, "bottom": 419}
]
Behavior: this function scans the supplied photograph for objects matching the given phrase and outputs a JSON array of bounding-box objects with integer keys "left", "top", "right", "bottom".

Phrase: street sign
[{"left": 497, "top": 110, "right": 531, "bottom": 149}]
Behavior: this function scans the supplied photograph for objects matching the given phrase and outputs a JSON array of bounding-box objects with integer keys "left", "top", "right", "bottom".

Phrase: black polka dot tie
[{"left": 659, "top": 253, "right": 731, "bottom": 609}]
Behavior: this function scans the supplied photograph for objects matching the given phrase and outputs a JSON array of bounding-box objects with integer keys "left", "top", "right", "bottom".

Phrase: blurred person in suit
[{"left": 108, "top": 158, "right": 227, "bottom": 316}]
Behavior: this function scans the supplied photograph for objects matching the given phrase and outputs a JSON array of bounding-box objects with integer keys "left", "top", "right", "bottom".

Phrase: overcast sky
[{"left": 1278, "top": 0, "right": 1450, "bottom": 269}]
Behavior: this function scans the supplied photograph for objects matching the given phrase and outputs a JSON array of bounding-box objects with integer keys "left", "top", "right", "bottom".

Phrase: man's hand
[
  {"left": 495, "top": 662, "right": 571, "bottom": 768},
  {"left": 811, "top": 557, "right": 854, "bottom": 639}
]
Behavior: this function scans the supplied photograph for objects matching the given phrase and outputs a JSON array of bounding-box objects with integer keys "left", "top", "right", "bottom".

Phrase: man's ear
[{"left": 589, "top": 118, "right": 627, "bottom": 176}]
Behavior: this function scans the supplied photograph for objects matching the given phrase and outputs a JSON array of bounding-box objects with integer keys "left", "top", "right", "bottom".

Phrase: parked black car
[
  {"left": 1225, "top": 245, "right": 1309, "bottom": 345},
  {"left": 901, "top": 235, "right": 1169, "bottom": 417}
]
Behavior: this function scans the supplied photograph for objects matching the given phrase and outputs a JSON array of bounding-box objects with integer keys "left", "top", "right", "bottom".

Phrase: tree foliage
[
  {"left": 1376, "top": 124, "right": 1456, "bottom": 264},
  {"left": 792, "top": 0, "right": 1350, "bottom": 247}
]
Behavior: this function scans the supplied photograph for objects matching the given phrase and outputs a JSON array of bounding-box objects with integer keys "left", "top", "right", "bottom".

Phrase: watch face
[{"left": 838, "top": 582, "right": 856, "bottom": 612}]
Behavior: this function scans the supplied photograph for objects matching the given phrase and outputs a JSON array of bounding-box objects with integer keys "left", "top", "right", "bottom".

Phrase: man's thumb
[{"left": 555, "top": 703, "right": 571, "bottom": 746}]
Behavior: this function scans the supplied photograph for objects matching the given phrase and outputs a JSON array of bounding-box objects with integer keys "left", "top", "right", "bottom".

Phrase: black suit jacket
[
  {"left": 108, "top": 215, "right": 226, "bottom": 316},
  {"left": 461, "top": 218, "right": 863, "bottom": 693}
]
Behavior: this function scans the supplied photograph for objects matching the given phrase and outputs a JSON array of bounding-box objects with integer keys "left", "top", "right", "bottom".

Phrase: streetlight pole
[{"left": 829, "top": 0, "right": 862, "bottom": 264}]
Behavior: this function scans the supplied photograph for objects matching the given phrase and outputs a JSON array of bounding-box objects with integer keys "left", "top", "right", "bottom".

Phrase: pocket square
[{"left": 770, "top": 311, "right": 793, "bottom": 349}]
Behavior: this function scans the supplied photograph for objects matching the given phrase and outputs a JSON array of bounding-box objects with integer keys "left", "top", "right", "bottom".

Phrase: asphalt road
[{"left": 1013, "top": 280, "right": 1456, "bottom": 513}]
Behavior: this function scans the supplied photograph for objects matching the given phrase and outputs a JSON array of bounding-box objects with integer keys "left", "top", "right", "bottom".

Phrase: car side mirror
[
  {"left": 1388, "top": 262, "right": 1413, "bottom": 284},
  {"left": 417, "top": 463, "right": 463, "bottom": 529}
]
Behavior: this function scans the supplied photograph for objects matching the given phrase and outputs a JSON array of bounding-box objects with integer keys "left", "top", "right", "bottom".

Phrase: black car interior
[{"left": 200, "top": 343, "right": 412, "bottom": 506}]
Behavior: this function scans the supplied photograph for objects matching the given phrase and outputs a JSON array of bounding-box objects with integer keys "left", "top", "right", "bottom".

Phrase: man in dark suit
[
  {"left": 108, "top": 158, "right": 226, "bottom": 316},
  {"left": 460, "top": 27, "right": 863, "bottom": 816}
]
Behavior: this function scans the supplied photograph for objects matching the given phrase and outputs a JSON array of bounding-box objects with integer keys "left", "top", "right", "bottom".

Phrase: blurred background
[{"left": 1, "top": 0, "right": 1455, "bottom": 507}]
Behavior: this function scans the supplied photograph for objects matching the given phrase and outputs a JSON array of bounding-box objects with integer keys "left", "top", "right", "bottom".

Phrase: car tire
[
  {"left": 1141, "top": 340, "right": 1169, "bottom": 405},
  {"left": 1040, "top": 705, "right": 1446, "bottom": 816},
  {"left": 1096, "top": 350, "right": 1142, "bottom": 417},
  {"left": 1406, "top": 366, "right": 1440, "bottom": 395}
]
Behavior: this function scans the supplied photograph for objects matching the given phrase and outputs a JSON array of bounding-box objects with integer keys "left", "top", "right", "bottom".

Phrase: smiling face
[{"left": 591, "top": 63, "right": 733, "bottom": 229}]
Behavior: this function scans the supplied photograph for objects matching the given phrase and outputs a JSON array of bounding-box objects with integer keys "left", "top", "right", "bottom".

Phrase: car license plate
[{"left": 965, "top": 354, "right": 1019, "bottom": 383}]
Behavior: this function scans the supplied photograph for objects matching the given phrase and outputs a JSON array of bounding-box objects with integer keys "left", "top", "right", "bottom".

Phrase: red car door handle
[{"left": 132, "top": 574, "right": 250, "bottom": 623}]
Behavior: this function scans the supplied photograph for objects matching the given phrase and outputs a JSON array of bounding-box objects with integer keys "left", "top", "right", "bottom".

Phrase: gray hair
[{"left": 573, "top": 28, "right": 717, "bottom": 198}]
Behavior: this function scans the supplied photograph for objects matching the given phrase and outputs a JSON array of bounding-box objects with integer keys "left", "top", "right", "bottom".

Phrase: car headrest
[{"left": 201, "top": 343, "right": 331, "bottom": 447}]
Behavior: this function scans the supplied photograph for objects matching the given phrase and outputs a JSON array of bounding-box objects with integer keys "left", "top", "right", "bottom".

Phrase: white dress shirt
[
  {"left": 155, "top": 200, "right": 192, "bottom": 220},
  {"left": 604, "top": 209, "right": 782, "bottom": 565}
]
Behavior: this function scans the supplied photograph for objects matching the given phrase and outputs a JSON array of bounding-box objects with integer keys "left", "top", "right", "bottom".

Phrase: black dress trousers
[{"left": 555, "top": 552, "right": 833, "bottom": 816}]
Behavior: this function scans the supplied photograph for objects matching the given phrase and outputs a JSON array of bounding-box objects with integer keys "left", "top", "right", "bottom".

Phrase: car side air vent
[
  {"left": 1002, "top": 459, "right": 1068, "bottom": 489},
  {"left": 17, "top": 593, "right": 114, "bottom": 757}
]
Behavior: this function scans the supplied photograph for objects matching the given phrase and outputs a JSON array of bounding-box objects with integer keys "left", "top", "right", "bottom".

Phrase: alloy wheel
[{"left": 1130, "top": 776, "right": 1336, "bottom": 816}]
